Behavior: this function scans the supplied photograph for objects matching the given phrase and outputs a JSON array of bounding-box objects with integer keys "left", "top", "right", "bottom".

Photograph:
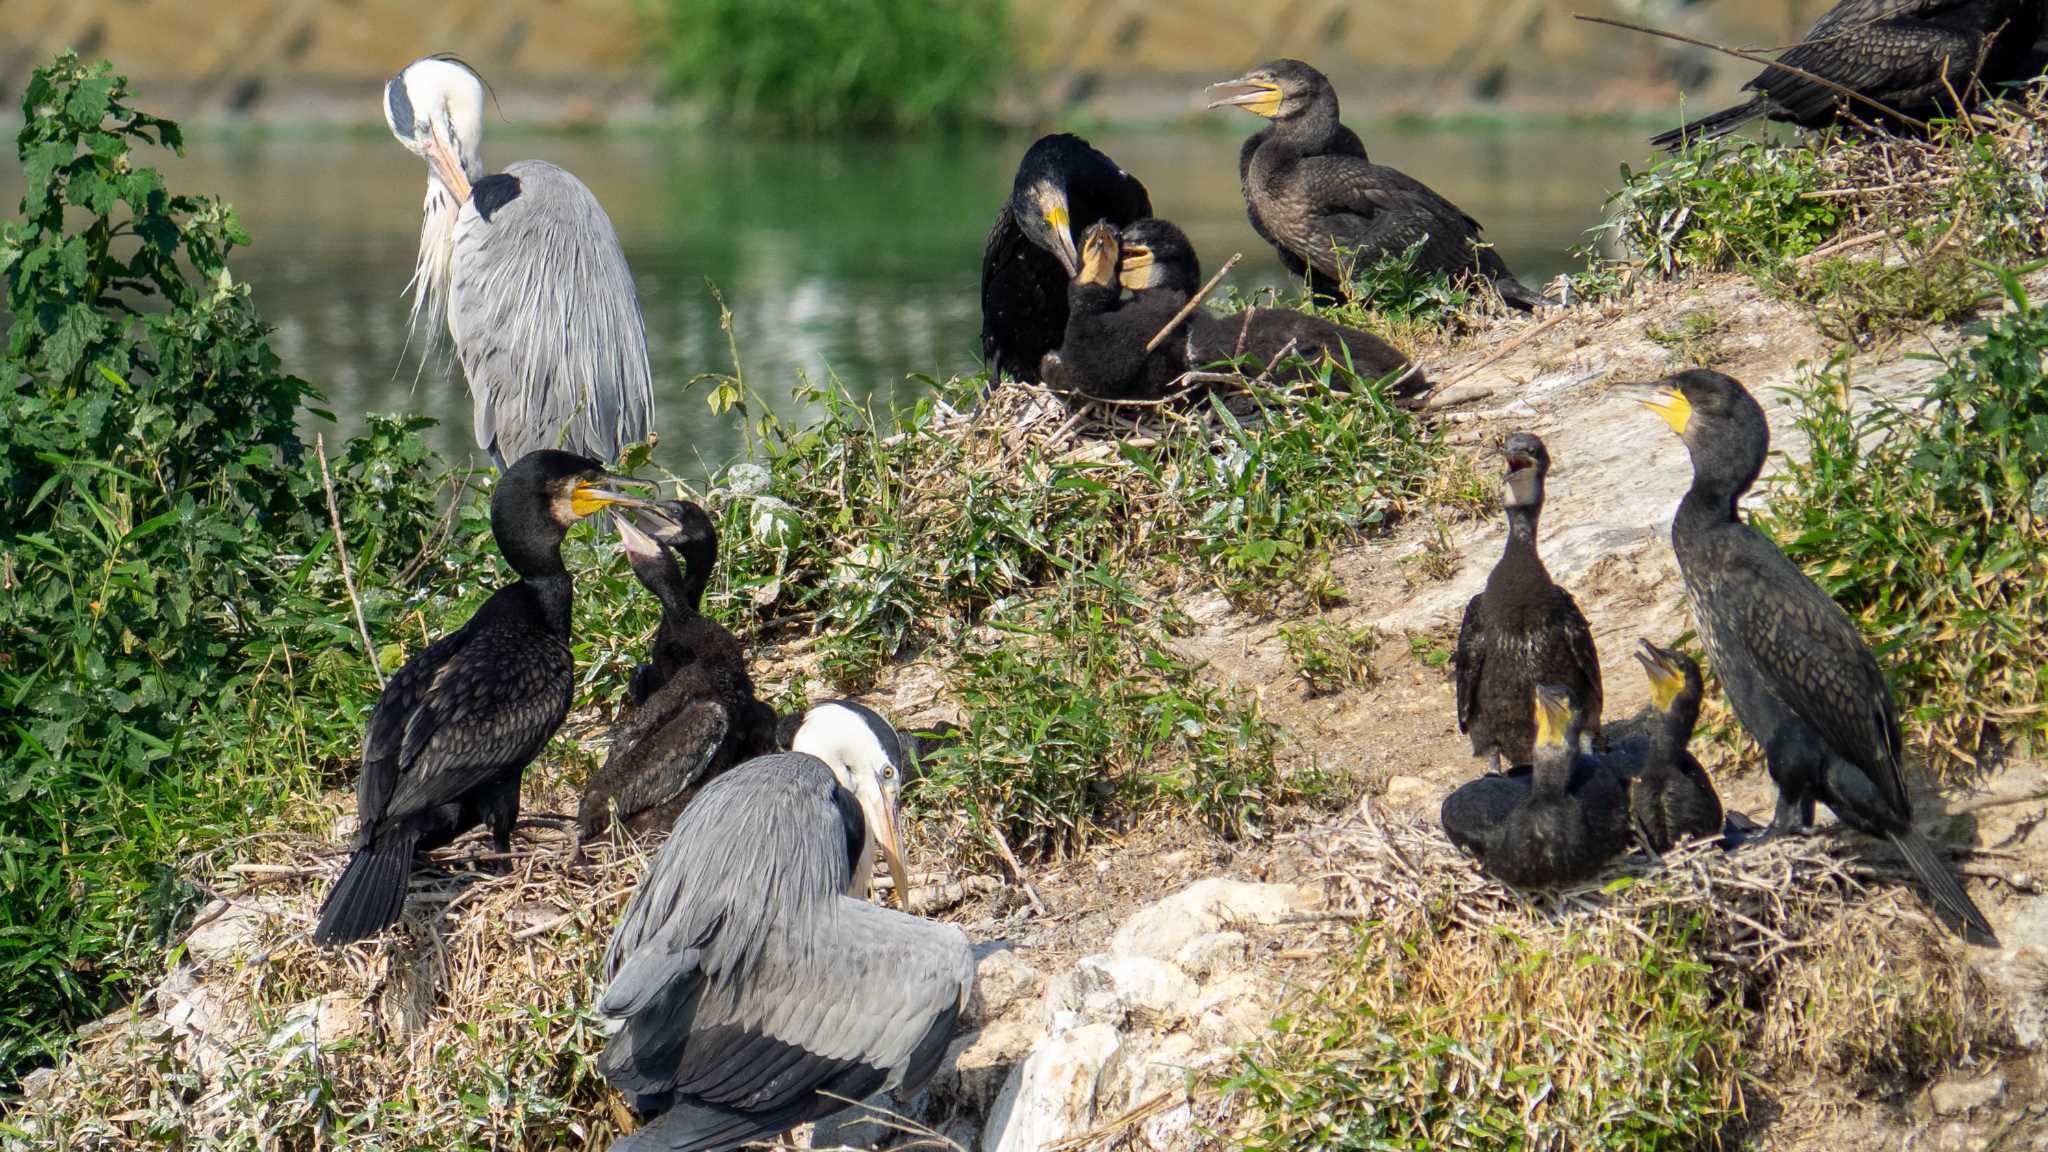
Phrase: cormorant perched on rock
[
  {"left": 1455, "top": 433, "right": 1602, "bottom": 772},
  {"left": 1459, "top": 685, "right": 1629, "bottom": 887},
  {"left": 1118, "top": 217, "right": 1426, "bottom": 400},
  {"left": 313, "top": 450, "right": 653, "bottom": 946},
  {"left": 1208, "top": 59, "right": 1546, "bottom": 310},
  {"left": 1628, "top": 640, "right": 1723, "bottom": 852},
  {"left": 1650, "top": 0, "right": 2046, "bottom": 149},
  {"left": 1038, "top": 222, "right": 1188, "bottom": 402},
  {"left": 981, "top": 134, "right": 1151, "bottom": 384},
  {"left": 579, "top": 502, "right": 780, "bottom": 842},
  {"left": 1638, "top": 369, "right": 1994, "bottom": 939}
]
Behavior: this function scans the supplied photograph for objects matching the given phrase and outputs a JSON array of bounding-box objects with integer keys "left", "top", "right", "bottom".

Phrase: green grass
[{"left": 1279, "top": 618, "right": 1379, "bottom": 697}]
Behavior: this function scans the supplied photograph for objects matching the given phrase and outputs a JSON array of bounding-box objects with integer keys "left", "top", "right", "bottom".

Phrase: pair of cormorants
[
  {"left": 1649, "top": 0, "right": 2046, "bottom": 149},
  {"left": 979, "top": 60, "right": 1543, "bottom": 386}
]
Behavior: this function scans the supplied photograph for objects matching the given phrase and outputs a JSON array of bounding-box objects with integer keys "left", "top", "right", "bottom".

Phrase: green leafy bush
[
  {"left": 1761, "top": 270, "right": 2048, "bottom": 771},
  {"left": 1606, "top": 137, "right": 1841, "bottom": 276},
  {"left": 648, "top": 0, "right": 1013, "bottom": 133}
]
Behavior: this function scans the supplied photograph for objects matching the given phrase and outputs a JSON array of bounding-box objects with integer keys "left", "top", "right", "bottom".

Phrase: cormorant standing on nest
[
  {"left": 313, "top": 450, "right": 653, "bottom": 945},
  {"left": 1455, "top": 433, "right": 1602, "bottom": 772},
  {"left": 1628, "top": 640, "right": 1723, "bottom": 852},
  {"left": 1117, "top": 218, "right": 1427, "bottom": 401},
  {"left": 580, "top": 502, "right": 780, "bottom": 842},
  {"left": 1650, "top": 0, "right": 2046, "bottom": 150},
  {"left": 1208, "top": 59, "right": 1546, "bottom": 310},
  {"left": 1638, "top": 369, "right": 1994, "bottom": 939},
  {"left": 1038, "top": 222, "right": 1188, "bottom": 402},
  {"left": 1463, "top": 684, "right": 1629, "bottom": 887},
  {"left": 981, "top": 134, "right": 1151, "bottom": 384}
]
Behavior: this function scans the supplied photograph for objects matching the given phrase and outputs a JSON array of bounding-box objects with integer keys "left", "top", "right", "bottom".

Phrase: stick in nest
[
  {"left": 316, "top": 433, "right": 385, "bottom": 690},
  {"left": 1145, "top": 253, "right": 1242, "bottom": 354}
]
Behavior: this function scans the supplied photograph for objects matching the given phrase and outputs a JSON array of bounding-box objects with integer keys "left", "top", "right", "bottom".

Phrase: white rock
[
  {"left": 981, "top": 1023, "right": 1121, "bottom": 1152},
  {"left": 1972, "top": 893, "right": 2048, "bottom": 1048},
  {"left": 1050, "top": 955, "right": 1198, "bottom": 1030},
  {"left": 1175, "top": 931, "right": 1250, "bottom": 982},
  {"left": 967, "top": 948, "right": 1043, "bottom": 1026},
  {"left": 1098, "top": 1031, "right": 1202, "bottom": 1117},
  {"left": 183, "top": 900, "right": 268, "bottom": 966},
  {"left": 283, "top": 993, "right": 369, "bottom": 1049},
  {"left": 943, "top": 1017, "right": 1042, "bottom": 1114},
  {"left": 1192, "top": 973, "right": 1278, "bottom": 1048},
  {"left": 1110, "top": 878, "right": 1313, "bottom": 963},
  {"left": 1930, "top": 1073, "right": 2007, "bottom": 1117}
]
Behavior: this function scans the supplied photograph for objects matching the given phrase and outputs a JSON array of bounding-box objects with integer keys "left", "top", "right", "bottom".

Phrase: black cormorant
[
  {"left": 1455, "top": 433, "right": 1602, "bottom": 772},
  {"left": 1465, "top": 684, "right": 1629, "bottom": 887},
  {"left": 1650, "top": 0, "right": 2046, "bottom": 149},
  {"left": 313, "top": 450, "right": 652, "bottom": 945},
  {"left": 1117, "top": 217, "right": 1426, "bottom": 400},
  {"left": 579, "top": 502, "right": 780, "bottom": 842},
  {"left": 1639, "top": 369, "right": 1994, "bottom": 938},
  {"left": 1239, "top": 118, "right": 1368, "bottom": 300},
  {"left": 1628, "top": 640, "right": 1723, "bottom": 852},
  {"left": 1209, "top": 59, "right": 1546, "bottom": 310},
  {"left": 1038, "top": 222, "right": 1189, "bottom": 402},
  {"left": 981, "top": 134, "right": 1151, "bottom": 384}
]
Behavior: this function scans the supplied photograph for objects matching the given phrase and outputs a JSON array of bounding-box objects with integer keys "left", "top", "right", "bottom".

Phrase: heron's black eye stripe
[{"left": 385, "top": 77, "right": 414, "bottom": 138}]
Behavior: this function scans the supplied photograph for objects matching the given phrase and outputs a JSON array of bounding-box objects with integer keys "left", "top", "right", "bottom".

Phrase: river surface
[{"left": 3, "top": 124, "right": 1648, "bottom": 476}]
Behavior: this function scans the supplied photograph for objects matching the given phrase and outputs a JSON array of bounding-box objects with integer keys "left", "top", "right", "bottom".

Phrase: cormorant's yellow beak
[
  {"left": 1044, "top": 201, "right": 1079, "bottom": 277},
  {"left": 1206, "top": 77, "right": 1283, "bottom": 118},
  {"left": 1634, "top": 642, "right": 1683, "bottom": 711},
  {"left": 426, "top": 117, "right": 472, "bottom": 202},
  {"left": 1117, "top": 244, "right": 1159, "bottom": 291},
  {"left": 1637, "top": 386, "right": 1692, "bottom": 437},
  {"left": 614, "top": 508, "right": 664, "bottom": 562},
  {"left": 1533, "top": 685, "right": 1571, "bottom": 747},
  {"left": 569, "top": 474, "right": 657, "bottom": 518},
  {"left": 1078, "top": 223, "right": 1118, "bottom": 287}
]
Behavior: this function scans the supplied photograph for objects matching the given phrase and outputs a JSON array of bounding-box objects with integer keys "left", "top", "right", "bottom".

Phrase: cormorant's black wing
[
  {"left": 380, "top": 609, "right": 574, "bottom": 823},
  {"left": 979, "top": 206, "right": 1062, "bottom": 383},
  {"left": 1292, "top": 155, "right": 1490, "bottom": 281},
  {"left": 356, "top": 625, "right": 472, "bottom": 831},
  {"left": 1750, "top": 0, "right": 1987, "bottom": 123},
  {"left": 1705, "top": 528, "right": 1910, "bottom": 815},
  {"left": 1454, "top": 594, "right": 1485, "bottom": 734},
  {"left": 1553, "top": 592, "right": 1603, "bottom": 733},
  {"left": 588, "top": 694, "right": 731, "bottom": 828}
]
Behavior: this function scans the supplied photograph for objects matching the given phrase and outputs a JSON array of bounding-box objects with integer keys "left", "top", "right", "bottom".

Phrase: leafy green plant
[
  {"left": 1280, "top": 618, "right": 1378, "bottom": 696},
  {"left": 1606, "top": 137, "right": 1841, "bottom": 275},
  {"left": 1761, "top": 271, "right": 2048, "bottom": 771},
  {"left": 648, "top": 0, "right": 1013, "bottom": 133}
]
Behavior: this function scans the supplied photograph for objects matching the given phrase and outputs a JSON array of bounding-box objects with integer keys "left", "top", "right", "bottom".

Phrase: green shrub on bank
[
  {"left": 1762, "top": 270, "right": 2048, "bottom": 772},
  {"left": 648, "top": 0, "right": 1013, "bottom": 133}
]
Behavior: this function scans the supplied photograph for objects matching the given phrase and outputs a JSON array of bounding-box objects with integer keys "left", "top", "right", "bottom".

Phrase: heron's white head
[
  {"left": 385, "top": 56, "right": 485, "bottom": 200},
  {"left": 792, "top": 701, "right": 911, "bottom": 909}
]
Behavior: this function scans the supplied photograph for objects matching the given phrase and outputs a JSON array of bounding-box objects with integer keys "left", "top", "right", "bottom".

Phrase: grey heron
[
  {"left": 314, "top": 450, "right": 655, "bottom": 945},
  {"left": 597, "top": 701, "right": 974, "bottom": 1152},
  {"left": 577, "top": 501, "right": 779, "bottom": 843},
  {"left": 384, "top": 55, "right": 656, "bottom": 469}
]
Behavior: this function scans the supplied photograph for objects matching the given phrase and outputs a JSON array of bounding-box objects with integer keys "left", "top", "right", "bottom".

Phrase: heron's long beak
[
  {"left": 570, "top": 474, "right": 657, "bottom": 518},
  {"left": 426, "top": 118, "right": 473, "bottom": 203},
  {"left": 1631, "top": 384, "right": 1692, "bottom": 437},
  {"left": 861, "top": 780, "right": 911, "bottom": 910},
  {"left": 1206, "top": 77, "right": 1282, "bottom": 116}
]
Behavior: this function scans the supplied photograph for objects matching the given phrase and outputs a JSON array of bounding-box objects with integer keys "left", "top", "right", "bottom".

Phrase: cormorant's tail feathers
[
  {"left": 1651, "top": 98, "right": 1766, "bottom": 151},
  {"left": 312, "top": 833, "right": 417, "bottom": 946},
  {"left": 1492, "top": 275, "right": 1553, "bottom": 312},
  {"left": 1889, "top": 827, "right": 1996, "bottom": 942}
]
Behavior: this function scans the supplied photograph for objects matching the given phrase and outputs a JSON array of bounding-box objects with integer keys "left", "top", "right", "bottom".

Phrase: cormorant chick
[
  {"left": 1118, "top": 218, "right": 1426, "bottom": 401},
  {"left": 1038, "top": 222, "right": 1188, "bottom": 402},
  {"left": 314, "top": 450, "right": 652, "bottom": 945},
  {"left": 1455, "top": 433, "right": 1602, "bottom": 772},
  {"left": 1639, "top": 369, "right": 1994, "bottom": 939},
  {"left": 1475, "top": 684, "right": 1629, "bottom": 888},
  {"left": 579, "top": 502, "right": 779, "bottom": 842},
  {"left": 1628, "top": 640, "right": 1722, "bottom": 852},
  {"left": 981, "top": 134, "right": 1151, "bottom": 384},
  {"left": 1650, "top": 0, "right": 2046, "bottom": 150},
  {"left": 1208, "top": 59, "right": 1546, "bottom": 310}
]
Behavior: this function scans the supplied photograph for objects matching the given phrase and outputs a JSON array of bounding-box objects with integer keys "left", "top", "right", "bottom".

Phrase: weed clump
[{"left": 1762, "top": 272, "right": 2048, "bottom": 771}]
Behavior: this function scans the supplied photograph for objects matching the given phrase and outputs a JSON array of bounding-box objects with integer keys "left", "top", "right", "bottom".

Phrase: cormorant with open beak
[{"left": 1628, "top": 640, "right": 1723, "bottom": 852}]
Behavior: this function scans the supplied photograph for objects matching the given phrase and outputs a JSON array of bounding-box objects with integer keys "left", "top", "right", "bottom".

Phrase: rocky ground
[{"left": 12, "top": 269, "right": 2048, "bottom": 1151}]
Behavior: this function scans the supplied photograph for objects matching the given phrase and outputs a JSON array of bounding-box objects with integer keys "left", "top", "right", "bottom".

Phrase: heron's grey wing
[
  {"left": 449, "top": 160, "right": 653, "bottom": 466},
  {"left": 1454, "top": 594, "right": 1484, "bottom": 734}
]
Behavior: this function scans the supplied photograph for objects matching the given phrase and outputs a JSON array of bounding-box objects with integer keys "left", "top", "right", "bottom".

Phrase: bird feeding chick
[{"left": 597, "top": 702, "right": 972, "bottom": 1152}]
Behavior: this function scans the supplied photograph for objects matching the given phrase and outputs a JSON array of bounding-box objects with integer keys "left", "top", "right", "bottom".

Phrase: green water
[{"left": 3, "top": 124, "right": 1648, "bottom": 475}]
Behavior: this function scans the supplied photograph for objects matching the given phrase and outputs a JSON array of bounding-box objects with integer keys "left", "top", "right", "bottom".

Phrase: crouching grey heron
[
  {"left": 385, "top": 55, "right": 655, "bottom": 469},
  {"left": 597, "top": 701, "right": 975, "bottom": 1152}
]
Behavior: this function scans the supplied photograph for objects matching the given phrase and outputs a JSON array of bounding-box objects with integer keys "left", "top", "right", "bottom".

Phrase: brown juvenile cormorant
[
  {"left": 1455, "top": 433, "right": 1602, "bottom": 772},
  {"left": 580, "top": 502, "right": 780, "bottom": 842},
  {"left": 1037, "top": 222, "right": 1189, "bottom": 402},
  {"left": 1208, "top": 59, "right": 1546, "bottom": 310},
  {"left": 1463, "top": 684, "right": 1629, "bottom": 887},
  {"left": 1650, "top": 0, "right": 2046, "bottom": 149},
  {"left": 1639, "top": 369, "right": 1994, "bottom": 938},
  {"left": 1239, "top": 117, "right": 1369, "bottom": 300},
  {"left": 313, "top": 450, "right": 653, "bottom": 946},
  {"left": 1628, "top": 640, "right": 1723, "bottom": 852},
  {"left": 981, "top": 134, "right": 1151, "bottom": 384},
  {"left": 1117, "top": 217, "right": 1427, "bottom": 400}
]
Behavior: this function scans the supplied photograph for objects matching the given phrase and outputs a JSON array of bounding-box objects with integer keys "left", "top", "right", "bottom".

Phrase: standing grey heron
[
  {"left": 384, "top": 55, "right": 656, "bottom": 468},
  {"left": 597, "top": 701, "right": 975, "bottom": 1152}
]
